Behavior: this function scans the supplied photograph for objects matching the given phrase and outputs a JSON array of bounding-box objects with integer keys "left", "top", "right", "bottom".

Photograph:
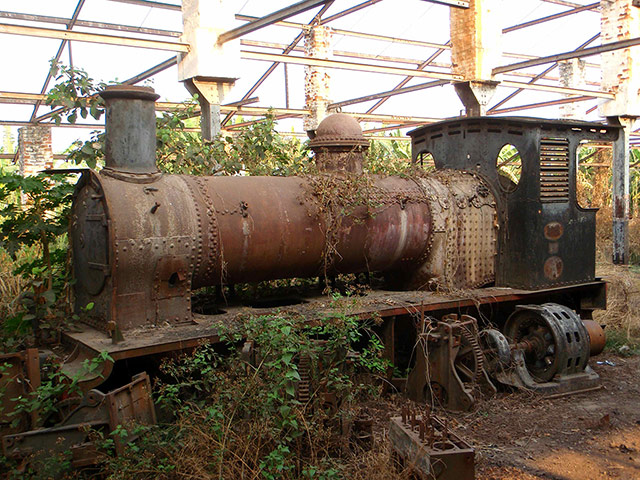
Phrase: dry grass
[
  {"left": 594, "top": 263, "right": 640, "bottom": 338},
  {"left": 595, "top": 211, "right": 640, "bottom": 339},
  {"left": 0, "top": 249, "right": 25, "bottom": 318}
]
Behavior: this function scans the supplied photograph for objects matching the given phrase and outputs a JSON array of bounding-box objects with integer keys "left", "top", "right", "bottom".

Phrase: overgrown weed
[{"left": 94, "top": 312, "right": 404, "bottom": 479}]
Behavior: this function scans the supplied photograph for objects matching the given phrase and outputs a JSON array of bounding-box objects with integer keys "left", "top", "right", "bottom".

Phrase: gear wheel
[{"left": 454, "top": 323, "right": 484, "bottom": 382}]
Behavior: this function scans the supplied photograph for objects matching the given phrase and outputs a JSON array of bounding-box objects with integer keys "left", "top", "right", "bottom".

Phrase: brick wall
[{"left": 17, "top": 126, "right": 53, "bottom": 176}]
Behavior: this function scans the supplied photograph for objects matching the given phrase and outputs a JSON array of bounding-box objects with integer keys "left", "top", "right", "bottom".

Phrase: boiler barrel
[{"left": 87, "top": 172, "right": 433, "bottom": 289}]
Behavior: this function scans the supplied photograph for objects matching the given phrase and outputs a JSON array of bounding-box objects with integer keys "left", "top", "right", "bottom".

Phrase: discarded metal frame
[
  {"left": 390, "top": 408, "right": 474, "bottom": 480},
  {"left": 2, "top": 372, "right": 156, "bottom": 468}
]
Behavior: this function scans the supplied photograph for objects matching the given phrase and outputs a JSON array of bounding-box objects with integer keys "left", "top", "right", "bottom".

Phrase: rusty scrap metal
[
  {"left": 0, "top": 349, "right": 41, "bottom": 437},
  {"left": 2, "top": 372, "right": 156, "bottom": 467},
  {"left": 583, "top": 319, "right": 606, "bottom": 356},
  {"left": 496, "top": 303, "right": 601, "bottom": 394},
  {"left": 406, "top": 314, "right": 496, "bottom": 411},
  {"left": 390, "top": 410, "right": 474, "bottom": 480}
]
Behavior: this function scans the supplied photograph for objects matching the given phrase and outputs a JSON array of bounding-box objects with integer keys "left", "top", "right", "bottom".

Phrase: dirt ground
[{"left": 447, "top": 352, "right": 640, "bottom": 480}]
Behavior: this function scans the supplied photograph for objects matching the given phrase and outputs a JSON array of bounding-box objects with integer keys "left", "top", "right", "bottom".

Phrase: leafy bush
[
  {"left": 97, "top": 312, "right": 389, "bottom": 479},
  {"left": 0, "top": 171, "right": 76, "bottom": 350}
]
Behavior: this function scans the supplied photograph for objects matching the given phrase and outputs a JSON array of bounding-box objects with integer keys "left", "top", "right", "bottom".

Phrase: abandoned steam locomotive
[
  {"left": 70, "top": 85, "right": 616, "bottom": 395},
  {"left": 2, "top": 85, "right": 621, "bottom": 460}
]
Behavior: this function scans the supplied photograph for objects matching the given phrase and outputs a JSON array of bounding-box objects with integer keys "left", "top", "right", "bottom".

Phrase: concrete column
[
  {"left": 178, "top": 0, "right": 238, "bottom": 139},
  {"left": 558, "top": 59, "right": 587, "bottom": 120},
  {"left": 608, "top": 116, "right": 634, "bottom": 265},
  {"left": 17, "top": 125, "right": 53, "bottom": 176},
  {"left": 304, "top": 25, "right": 332, "bottom": 133},
  {"left": 450, "top": 0, "right": 502, "bottom": 115},
  {"left": 599, "top": 0, "right": 640, "bottom": 118},
  {"left": 599, "top": 0, "right": 640, "bottom": 264}
]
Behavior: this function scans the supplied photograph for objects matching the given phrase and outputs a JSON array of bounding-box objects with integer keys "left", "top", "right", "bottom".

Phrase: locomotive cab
[{"left": 409, "top": 117, "right": 624, "bottom": 290}]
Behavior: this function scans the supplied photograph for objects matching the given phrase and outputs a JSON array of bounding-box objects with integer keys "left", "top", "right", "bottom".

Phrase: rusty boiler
[{"left": 71, "top": 86, "right": 497, "bottom": 335}]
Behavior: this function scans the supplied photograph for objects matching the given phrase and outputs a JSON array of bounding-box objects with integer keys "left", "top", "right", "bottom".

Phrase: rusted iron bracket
[
  {"left": 2, "top": 372, "right": 156, "bottom": 468},
  {"left": 390, "top": 409, "right": 474, "bottom": 480}
]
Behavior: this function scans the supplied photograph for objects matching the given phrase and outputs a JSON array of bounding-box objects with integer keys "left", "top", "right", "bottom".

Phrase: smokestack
[{"left": 99, "top": 85, "right": 160, "bottom": 174}]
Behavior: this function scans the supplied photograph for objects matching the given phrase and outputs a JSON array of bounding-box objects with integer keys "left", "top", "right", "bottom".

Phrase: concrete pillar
[
  {"left": 558, "top": 59, "right": 587, "bottom": 120},
  {"left": 178, "top": 0, "right": 239, "bottom": 139},
  {"left": 450, "top": 0, "right": 502, "bottom": 115},
  {"left": 304, "top": 25, "right": 332, "bottom": 133},
  {"left": 599, "top": 0, "right": 640, "bottom": 264},
  {"left": 608, "top": 115, "right": 634, "bottom": 265},
  {"left": 17, "top": 125, "right": 53, "bottom": 176},
  {"left": 599, "top": 0, "right": 640, "bottom": 118}
]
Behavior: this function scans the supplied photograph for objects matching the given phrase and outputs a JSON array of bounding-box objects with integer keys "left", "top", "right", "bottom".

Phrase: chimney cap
[{"left": 100, "top": 85, "right": 159, "bottom": 102}]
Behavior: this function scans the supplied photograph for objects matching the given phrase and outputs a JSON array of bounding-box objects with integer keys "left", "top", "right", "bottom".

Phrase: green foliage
[
  {"left": 365, "top": 133, "right": 412, "bottom": 175},
  {"left": 98, "top": 312, "right": 388, "bottom": 479},
  {"left": 496, "top": 144, "right": 522, "bottom": 186},
  {"left": 45, "top": 60, "right": 106, "bottom": 126},
  {"left": 156, "top": 101, "right": 310, "bottom": 176},
  {"left": 0, "top": 171, "right": 76, "bottom": 349},
  {"left": 66, "top": 130, "right": 104, "bottom": 170},
  {"left": 223, "top": 114, "right": 310, "bottom": 176}
]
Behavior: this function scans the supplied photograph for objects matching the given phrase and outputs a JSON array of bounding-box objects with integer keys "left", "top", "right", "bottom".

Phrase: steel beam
[
  {"left": 329, "top": 80, "right": 449, "bottom": 109},
  {"left": 240, "top": 39, "right": 600, "bottom": 84},
  {"left": 106, "top": 0, "right": 181, "bottom": 11},
  {"left": 494, "top": 37, "right": 640, "bottom": 75},
  {"left": 0, "top": 153, "right": 67, "bottom": 160},
  {"left": 241, "top": 50, "right": 463, "bottom": 81},
  {"left": 0, "top": 23, "right": 189, "bottom": 52},
  {"left": 541, "top": 0, "right": 595, "bottom": 8},
  {"left": 488, "top": 96, "right": 594, "bottom": 115},
  {"left": 501, "top": 80, "right": 613, "bottom": 99},
  {"left": 503, "top": 3, "right": 598, "bottom": 34},
  {"left": 237, "top": 12, "right": 597, "bottom": 67},
  {"left": 235, "top": 14, "right": 451, "bottom": 50},
  {"left": 0, "top": 11, "right": 181, "bottom": 37},
  {"left": 488, "top": 34, "right": 600, "bottom": 113},
  {"left": 363, "top": 124, "right": 422, "bottom": 134},
  {"left": 318, "top": 0, "right": 383, "bottom": 22},
  {"left": 218, "top": 0, "right": 332, "bottom": 44},
  {"left": 420, "top": 0, "right": 469, "bottom": 8},
  {"left": 366, "top": 42, "right": 450, "bottom": 114},
  {"left": 242, "top": 50, "right": 612, "bottom": 98},
  {"left": 0, "top": 91, "right": 45, "bottom": 103},
  {"left": 27, "top": 0, "right": 85, "bottom": 123},
  {"left": 221, "top": 1, "right": 334, "bottom": 127},
  {"left": 122, "top": 57, "right": 178, "bottom": 85}
]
